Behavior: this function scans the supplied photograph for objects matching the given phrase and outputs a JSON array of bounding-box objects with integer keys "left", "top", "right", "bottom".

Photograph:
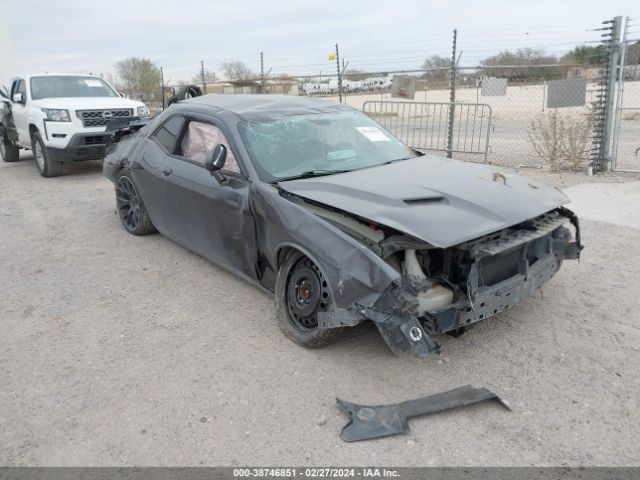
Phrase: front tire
[
  {"left": 275, "top": 251, "right": 342, "bottom": 348},
  {"left": 0, "top": 126, "right": 19, "bottom": 162},
  {"left": 115, "top": 171, "right": 156, "bottom": 236},
  {"left": 31, "top": 131, "right": 63, "bottom": 177}
]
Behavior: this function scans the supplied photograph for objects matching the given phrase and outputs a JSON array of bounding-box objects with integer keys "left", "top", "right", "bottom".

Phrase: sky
[{"left": 0, "top": 0, "right": 638, "bottom": 87}]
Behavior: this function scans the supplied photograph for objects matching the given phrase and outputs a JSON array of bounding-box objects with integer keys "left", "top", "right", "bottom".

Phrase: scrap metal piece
[{"left": 337, "top": 385, "right": 510, "bottom": 442}]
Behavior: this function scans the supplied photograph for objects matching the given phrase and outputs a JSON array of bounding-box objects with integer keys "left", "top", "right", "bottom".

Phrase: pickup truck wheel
[
  {"left": 275, "top": 251, "right": 342, "bottom": 348},
  {"left": 31, "top": 131, "right": 63, "bottom": 177},
  {"left": 115, "top": 171, "right": 156, "bottom": 236},
  {"left": 0, "top": 127, "right": 19, "bottom": 162}
]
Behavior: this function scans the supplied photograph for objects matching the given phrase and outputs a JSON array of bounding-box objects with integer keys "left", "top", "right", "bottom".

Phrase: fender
[{"left": 250, "top": 181, "right": 400, "bottom": 311}]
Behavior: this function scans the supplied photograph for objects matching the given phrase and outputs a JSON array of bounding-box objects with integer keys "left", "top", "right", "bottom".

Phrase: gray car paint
[
  {"left": 103, "top": 95, "right": 580, "bottom": 359},
  {"left": 278, "top": 156, "right": 570, "bottom": 248}
]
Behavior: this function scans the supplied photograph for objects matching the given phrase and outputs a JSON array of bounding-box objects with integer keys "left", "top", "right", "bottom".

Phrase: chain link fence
[
  {"left": 138, "top": 15, "right": 637, "bottom": 173},
  {"left": 327, "top": 65, "right": 597, "bottom": 169},
  {"left": 613, "top": 38, "right": 640, "bottom": 172}
]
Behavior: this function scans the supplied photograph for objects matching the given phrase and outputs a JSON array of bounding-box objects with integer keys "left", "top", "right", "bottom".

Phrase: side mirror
[
  {"left": 204, "top": 144, "right": 228, "bottom": 184},
  {"left": 205, "top": 144, "right": 227, "bottom": 172},
  {"left": 12, "top": 93, "right": 24, "bottom": 104}
]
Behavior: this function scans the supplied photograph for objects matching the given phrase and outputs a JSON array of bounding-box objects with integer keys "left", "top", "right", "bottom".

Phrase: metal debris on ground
[{"left": 337, "top": 385, "right": 510, "bottom": 442}]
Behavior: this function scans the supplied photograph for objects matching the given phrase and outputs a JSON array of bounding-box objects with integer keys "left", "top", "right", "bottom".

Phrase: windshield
[
  {"left": 238, "top": 110, "right": 416, "bottom": 182},
  {"left": 30, "top": 76, "right": 118, "bottom": 100}
]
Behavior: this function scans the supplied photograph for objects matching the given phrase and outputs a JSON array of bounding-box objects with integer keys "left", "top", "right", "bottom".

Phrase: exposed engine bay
[{"left": 287, "top": 192, "right": 582, "bottom": 358}]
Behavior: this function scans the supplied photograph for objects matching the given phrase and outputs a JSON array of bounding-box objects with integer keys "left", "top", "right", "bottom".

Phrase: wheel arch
[
  {"left": 274, "top": 242, "right": 338, "bottom": 302},
  {"left": 28, "top": 123, "right": 39, "bottom": 138}
]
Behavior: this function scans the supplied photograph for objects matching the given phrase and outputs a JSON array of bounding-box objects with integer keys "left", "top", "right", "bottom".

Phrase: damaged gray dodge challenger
[{"left": 103, "top": 95, "right": 583, "bottom": 359}]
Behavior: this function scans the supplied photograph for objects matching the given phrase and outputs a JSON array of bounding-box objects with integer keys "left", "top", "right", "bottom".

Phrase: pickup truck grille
[{"left": 76, "top": 109, "right": 133, "bottom": 127}]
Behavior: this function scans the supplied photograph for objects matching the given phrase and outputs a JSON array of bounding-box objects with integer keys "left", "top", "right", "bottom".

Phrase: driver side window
[{"left": 179, "top": 121, "right": 241, "bottom": 174}]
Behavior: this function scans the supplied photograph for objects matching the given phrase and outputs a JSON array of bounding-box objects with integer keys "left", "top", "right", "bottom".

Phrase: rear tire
[
  {"left": 0, "top": 126, "right": 19, "bottom": 162},
  {"left": 31, "top": 131, "right": 63, "bottom": 177},
  {"left": 275, "top": 251, "right": 342, "bottom": 348},
  {"left": 115, "top": 170, "right": 156, "bottom": 236}
]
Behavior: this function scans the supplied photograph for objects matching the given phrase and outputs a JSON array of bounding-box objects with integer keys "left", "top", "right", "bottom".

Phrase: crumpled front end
[{"left": 316, "top": 206, "right": 583, "bottom": 359}]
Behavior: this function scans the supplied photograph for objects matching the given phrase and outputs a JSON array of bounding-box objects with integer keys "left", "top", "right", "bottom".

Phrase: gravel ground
[{"left": 1, "top": 154, "right": 639, "bottom": 466}]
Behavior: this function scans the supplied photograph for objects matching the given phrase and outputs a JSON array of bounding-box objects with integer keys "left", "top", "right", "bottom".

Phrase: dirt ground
[{"left": 1, "top": 153, "right": 639, "bottom": 466}]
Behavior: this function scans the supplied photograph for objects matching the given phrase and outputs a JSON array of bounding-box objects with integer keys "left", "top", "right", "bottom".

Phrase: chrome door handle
[{"left": 161, "top": 167, "right": 172, "bottom": 176}]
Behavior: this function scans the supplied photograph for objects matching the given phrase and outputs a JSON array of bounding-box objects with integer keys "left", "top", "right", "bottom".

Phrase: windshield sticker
[
  {"left": 356, "top": 127, "right": 391, "bottom": 142},
  {"left": 84, "top": 79, "right": 103, "bottom": 87}
]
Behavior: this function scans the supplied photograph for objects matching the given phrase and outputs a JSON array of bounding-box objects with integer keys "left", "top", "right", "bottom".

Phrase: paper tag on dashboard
[{"left": 356, "top": 127, "right": 391, "bottom": 142}]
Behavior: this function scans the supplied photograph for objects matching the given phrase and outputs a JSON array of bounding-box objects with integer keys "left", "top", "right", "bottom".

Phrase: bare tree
[
  {"left": 192, "top": 69, "right": 217, "bottom": 84},
  {"left": 269, "top": 73, "right": 296, "bottom": 95},
  {"left": 420, "top": 55, "right": 450, "bottom": 83},
  {"left": 479, "top": 48, "right": 561, "bottom": 81},
  {"left": 560, "top": 45, "right": 606, "bottom": 66},
  {"left": 102, "top": 72, "right": 119, "bottom": 90},
  {"left": 115, "top": 57, "right": 160, "bottom": 97},
  {"left": 220, "top": 61, "right": 255, "bottom": 80}
]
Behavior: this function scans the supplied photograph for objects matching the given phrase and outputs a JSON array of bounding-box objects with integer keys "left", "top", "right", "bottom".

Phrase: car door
[
  {"left": 10, "top": 79, "right": 29, "bottom": 145},
  {"left": 131, "top": 115, "right": 187, "bottom": 234},
  {"left": 157, "top": 117, "right": 257, "bottom": 279}
]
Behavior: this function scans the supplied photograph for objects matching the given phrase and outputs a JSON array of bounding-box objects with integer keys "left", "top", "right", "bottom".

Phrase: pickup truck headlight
[
  {"left": 137, "top": 105, "right": 150, "bottom": 118},
  {"left": 42, "top": 108, "right": 71, "bottom": 122}
]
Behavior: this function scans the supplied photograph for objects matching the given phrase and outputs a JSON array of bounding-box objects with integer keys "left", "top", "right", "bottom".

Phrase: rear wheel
[
  {"left": 31, "top": 131, "right": 63, "bottom": 177},
  {"left": 0, "top": 126, "right": 19, "bottom": 162},
  {"left": 275, "top": 251, "right": 342, "bottom": 348},
  {"left": 115, "top": 171, "right": 156, "bottom": 236}
]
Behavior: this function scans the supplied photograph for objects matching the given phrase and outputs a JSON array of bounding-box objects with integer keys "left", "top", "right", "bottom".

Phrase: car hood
[{"left": 277, "top": 155, "right": 570, "bottom": 248}]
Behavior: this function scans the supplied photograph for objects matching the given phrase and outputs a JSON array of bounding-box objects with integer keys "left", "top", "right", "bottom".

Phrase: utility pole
[
  {"left": 342, "top": 58, "right": 347, "bottom": 102},
  {"left": 446, "top": 28, "right": 457, "bottom": 159},
  {"left": 260, "top": 52, "right": 265, "bottom": 94},
  {"left": 335, "top": 43, "right": 342, "bottom": 103},
  {"left": 160, "top": 66, "right": 165, "bottom": 110},
  {"left": 200, "top": 60, "right": 207, "bottom": 94}
]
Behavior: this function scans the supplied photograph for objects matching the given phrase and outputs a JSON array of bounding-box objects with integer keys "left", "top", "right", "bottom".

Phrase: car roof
[
  {"left": 14, "top": 73, "right": 103, "bottom": 81},
  {"left": 183, "top": 94, "right": 354, "bottom": 120}
]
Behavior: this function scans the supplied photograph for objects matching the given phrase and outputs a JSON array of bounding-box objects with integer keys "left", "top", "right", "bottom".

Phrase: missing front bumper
[
  {"left": 319, "top": 208, "right": 583, "bottom": 360},
  {"left": 426, "top": 251, "right": 559, "bottom": 334}
]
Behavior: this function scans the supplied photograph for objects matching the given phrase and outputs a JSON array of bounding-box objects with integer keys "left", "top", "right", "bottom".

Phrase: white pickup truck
[{"left": 0, "top": 74, "right": 149, "bottom": 177}]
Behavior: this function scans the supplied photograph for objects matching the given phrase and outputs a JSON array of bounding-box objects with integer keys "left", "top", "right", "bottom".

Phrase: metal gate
[
  {"left": 362, "top": 101, "right": 492, "bottom": 162},
  {"left": 612, "top": 108, "right": 640, "bottom": 172}
]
